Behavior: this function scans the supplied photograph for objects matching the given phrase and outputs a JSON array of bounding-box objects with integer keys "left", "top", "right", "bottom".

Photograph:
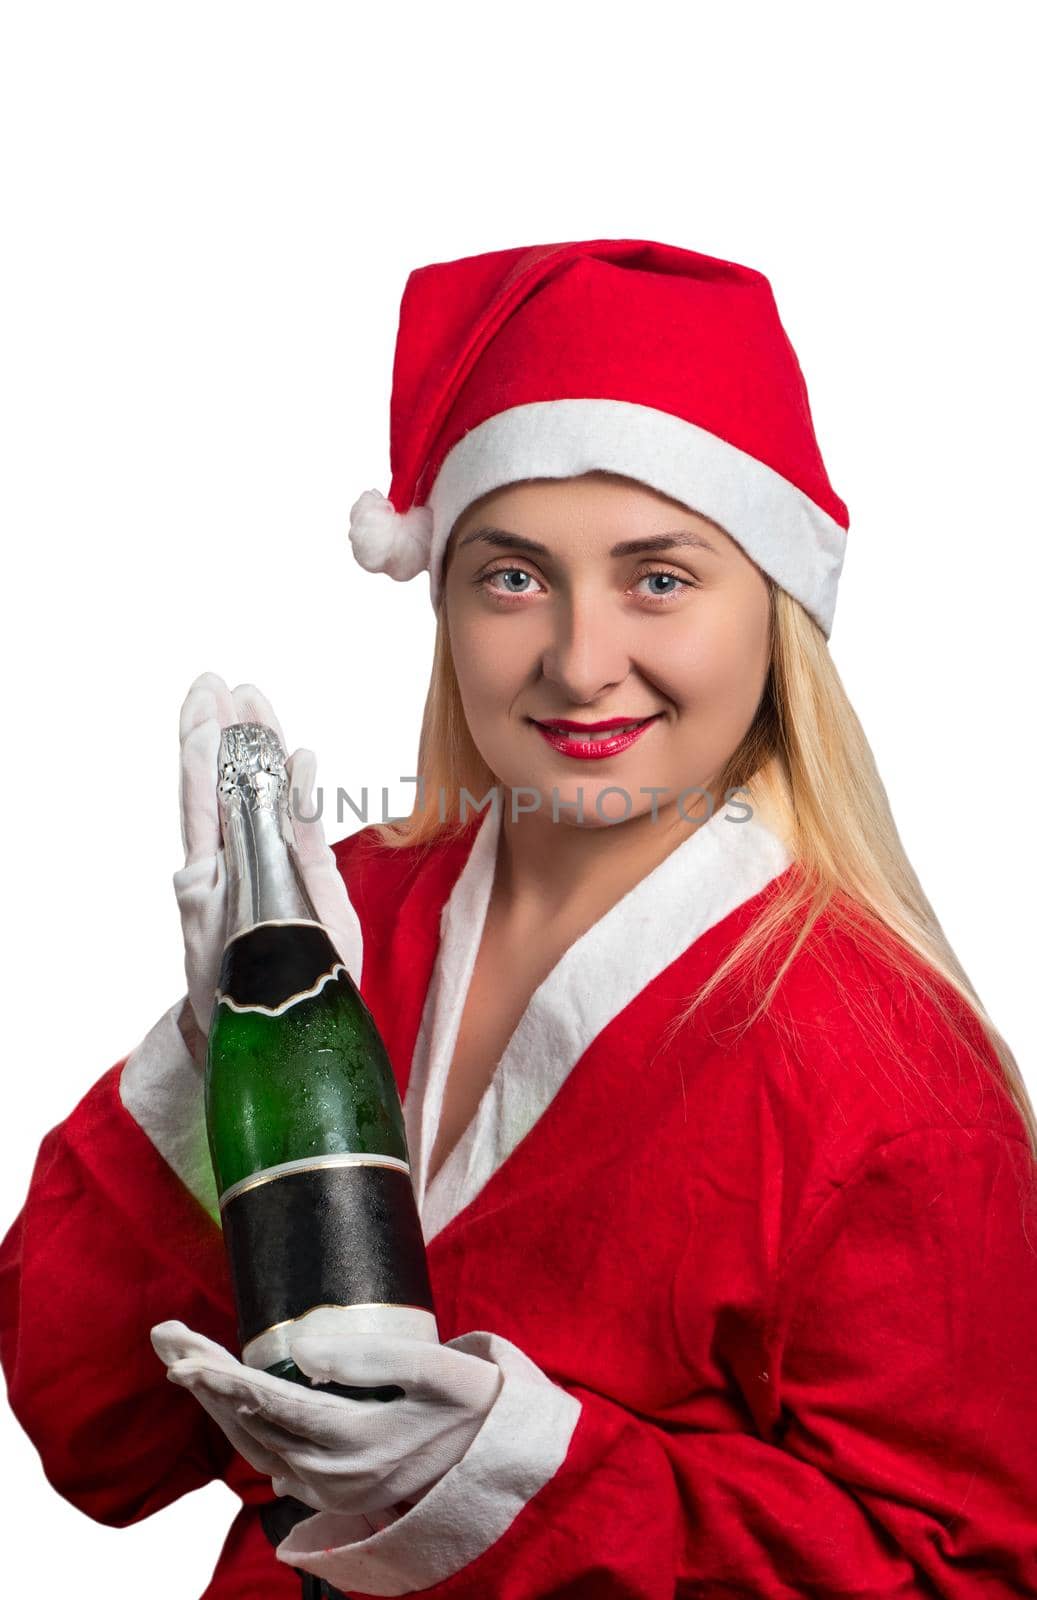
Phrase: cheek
[
  {"left": 653, "top": 603, "right": 769, "bottom": 720},
  {"left": 638, "top": 627, "right": 720, "bottom": 710},
  {"left": 450, "top": 615, "right": 524, "bottom": 720}
]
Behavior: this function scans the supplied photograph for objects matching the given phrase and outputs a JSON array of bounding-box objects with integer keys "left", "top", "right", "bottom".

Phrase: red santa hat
[{"left": 348, "top": 237, "right": 849, "bottom": 637}]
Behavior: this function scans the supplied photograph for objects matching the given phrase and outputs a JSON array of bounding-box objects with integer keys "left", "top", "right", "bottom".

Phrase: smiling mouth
[{"left": 528, "top": 714, "right": 662, "bottom": 743}]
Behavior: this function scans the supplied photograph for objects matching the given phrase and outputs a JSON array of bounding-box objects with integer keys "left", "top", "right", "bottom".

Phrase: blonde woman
[{"left": 3, "top": 239, "right": 1036, "bottom": 1598}]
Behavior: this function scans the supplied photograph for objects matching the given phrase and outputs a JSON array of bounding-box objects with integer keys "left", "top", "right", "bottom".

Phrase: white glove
[
  {"left": 174, "top": 670, "right": 363, "bottom": 1041},
  {"left": 150, "top": 1319, "right": 503, "bottom": 1515}
]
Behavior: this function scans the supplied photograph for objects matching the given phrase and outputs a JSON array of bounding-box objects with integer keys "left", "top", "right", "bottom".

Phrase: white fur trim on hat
[
  {"left": 348, "top": 489, "right": 433, "bottom": 582},
  {"left": 424, "top": 399, "right": 846, "bottom": 636}
]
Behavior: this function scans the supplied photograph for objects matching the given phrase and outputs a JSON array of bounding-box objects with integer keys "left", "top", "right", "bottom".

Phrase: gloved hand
[
  {"left": 150, "top": 1320, "right": 503, "bottom": 1515},
  {"left": 174, "top": 671, "right": 363, "bottom": 1044}
]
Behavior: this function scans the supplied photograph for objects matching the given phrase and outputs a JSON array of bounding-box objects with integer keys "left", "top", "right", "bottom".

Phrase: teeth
[{"left": 557, "top": 721, "right": 643, "bottom": 740}]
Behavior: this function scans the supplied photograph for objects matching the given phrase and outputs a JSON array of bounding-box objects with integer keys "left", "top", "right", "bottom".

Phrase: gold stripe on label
[{"left": 219, "top": 1151, "right": 410, "bottom": 1209}]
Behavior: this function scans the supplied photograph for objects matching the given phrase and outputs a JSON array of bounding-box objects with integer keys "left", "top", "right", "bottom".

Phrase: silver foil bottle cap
[
  {"left": 217, "top": 722, "right": 289, "bottom": 820},
  {"left": 216, "top": 721, "right": 314, "bottom": 928}
]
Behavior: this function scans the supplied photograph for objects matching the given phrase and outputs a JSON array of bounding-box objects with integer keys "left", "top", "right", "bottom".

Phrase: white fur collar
[{"left": 405, "top": 798, "right": 793, "bottom": 1242}]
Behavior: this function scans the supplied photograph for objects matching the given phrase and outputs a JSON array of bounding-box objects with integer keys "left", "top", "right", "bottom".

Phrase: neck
[{"left": 493, "top": 788, "right": 720, "bottom": 926}]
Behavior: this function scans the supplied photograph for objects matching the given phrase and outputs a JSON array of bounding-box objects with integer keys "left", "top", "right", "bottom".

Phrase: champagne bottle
[{"left": 205, "top": 721, "right": 438, "bottom": 1402}]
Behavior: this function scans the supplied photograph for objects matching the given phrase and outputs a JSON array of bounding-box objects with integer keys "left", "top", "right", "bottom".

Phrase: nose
[{"left": 538, "top": 590, "right": 630, "bottom": 703}]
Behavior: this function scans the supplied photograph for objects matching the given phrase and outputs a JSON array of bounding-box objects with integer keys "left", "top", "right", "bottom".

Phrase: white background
[{"left": 2, "top": 3, "right": 1034, "bottom": 1594}]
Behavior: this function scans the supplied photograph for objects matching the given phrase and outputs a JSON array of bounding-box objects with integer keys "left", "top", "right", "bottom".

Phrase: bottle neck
[{"left": 222, "top": 800, "right": 316, "bottom": 942}]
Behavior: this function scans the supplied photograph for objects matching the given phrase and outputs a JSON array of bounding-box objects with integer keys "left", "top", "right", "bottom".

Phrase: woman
[{"left": 3, "top": 238, "right": 1036, "bottom": 1598}]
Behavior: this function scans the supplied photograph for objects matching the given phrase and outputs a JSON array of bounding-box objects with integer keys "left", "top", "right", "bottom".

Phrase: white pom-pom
[{"left": 348, "top": 488, "right": 433, "bottom": 582}]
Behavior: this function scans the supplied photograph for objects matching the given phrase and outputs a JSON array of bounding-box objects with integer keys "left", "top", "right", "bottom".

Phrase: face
[{"left": 442, "top": 473, "right": 773, "bottom": 828}]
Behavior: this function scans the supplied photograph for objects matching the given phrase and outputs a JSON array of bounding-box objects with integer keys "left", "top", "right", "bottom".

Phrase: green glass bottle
[{"left": 205, "top": 722, "right": 437, "bottom": 1402}]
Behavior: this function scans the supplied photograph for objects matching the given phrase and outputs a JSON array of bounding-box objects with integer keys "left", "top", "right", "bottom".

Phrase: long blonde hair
[{"left": 371, "top": 557, "right": 1037, "bottom": 1170}]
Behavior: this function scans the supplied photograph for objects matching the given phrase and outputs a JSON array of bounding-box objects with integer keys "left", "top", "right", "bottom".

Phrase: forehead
[{"left": 450, "top": 472, "right": 731, "bottom": 552}]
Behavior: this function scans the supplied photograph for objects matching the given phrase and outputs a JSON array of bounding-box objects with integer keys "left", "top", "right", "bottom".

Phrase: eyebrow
[{"left": 456, "top": 526, "right": 721, "bottom": 558}]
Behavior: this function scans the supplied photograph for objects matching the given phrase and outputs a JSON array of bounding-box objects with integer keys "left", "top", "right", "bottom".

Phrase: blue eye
[
  {"left": 634, "top": 568, "right": 697, "bottom": 603},
  {"left": 476, "top": 564, "right": 698, "bottom": 603},
  {"left": 478, "top": 567, "right": 542, "bottom": 596},
  {"left": 641, "top": 573, "right": 681, "bottom": 597}
]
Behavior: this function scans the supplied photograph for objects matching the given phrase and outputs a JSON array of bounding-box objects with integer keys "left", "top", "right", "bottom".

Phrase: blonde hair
[{"left": 371, "top": 538, "right": 1037, "bottom": 1173}]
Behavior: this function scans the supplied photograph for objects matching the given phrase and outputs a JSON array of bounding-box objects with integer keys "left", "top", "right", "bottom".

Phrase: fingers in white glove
[
  {"left": 175, "top": 673, "right": 355, "bottom": 1033},
  {"left": 168, "top": 1365, "right": 372, "bottom": 1455},
  {"left": 179, "top": 718, "right": 224, "bottom": 867},
  {"left": 284, "top": 747, "right": 364, "bottom": 983},
  {"left": 151, "top": 1318, "right": 504, "bottom": 1515},
  {"left": 284, "top": 747, "right": 321, "bottom": 857},
  {"left": 152, "top": 1318, "right": 302, "bottom": 1472},
  {"left": 153, "top": 1320, "right": 403, "bottom": 1443},
  {"left": 229, "top": 681, "right": 288, "bottom": 749},
  {"left": 172, "top": 845, "right": 229, "bottom": 1036},
  {"left": 178, "top": 672, "right": 287, "bottom": 759},
  {"left": 151, "top": 1318, "right": 237, "bottom": 1368},
  {"left": 178, "top": 672, "right": 289, "bottom": 863},
  {"left": 178, "top": 674, "right": 235, "bottom": 862},
  {"left": 291, "top": 1333, "right": 503, "bottom": 1414},
  {"left": 178, "top": 672, "right": 236, "bottom": 745},
  {"left": 169, "top": 1371, "right": 298, "bottom": 1484}
]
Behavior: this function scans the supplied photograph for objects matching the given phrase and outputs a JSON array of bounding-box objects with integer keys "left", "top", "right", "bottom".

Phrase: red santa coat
[{"left": 2, "top": 797, "right": 1036, "bottom": 1597}]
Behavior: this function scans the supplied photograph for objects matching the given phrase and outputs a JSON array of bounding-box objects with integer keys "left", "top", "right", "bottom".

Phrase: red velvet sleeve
[{"left": 0, "top": 1059, "right": 237, "bottom": 1526}]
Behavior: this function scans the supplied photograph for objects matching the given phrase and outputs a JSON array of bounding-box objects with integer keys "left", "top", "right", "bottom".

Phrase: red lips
[
  {"left": 531, "top": 714, "right": 662, "bottom": 761},
  {"left": 534, "top": 716, "right": 654, "bottom": 732}
]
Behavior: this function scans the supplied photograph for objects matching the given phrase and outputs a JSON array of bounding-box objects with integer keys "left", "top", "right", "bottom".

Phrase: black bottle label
[
  {"left": 218, "top": 921, "right": 344, "bottom": 1011},
  {"left": 222, "top": 1159, "right": 436, "bottom": 1349}
]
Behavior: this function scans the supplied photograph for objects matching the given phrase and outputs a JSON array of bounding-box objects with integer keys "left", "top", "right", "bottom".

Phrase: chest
[
  {"left": 425, "top": 911, "right": 574, "bottom": 1188},
  {"left": 393, "top": 915, "right": 793, "bottom": 1428},
  {"left": 424, "top": 989, "right": 783, "bottom": 1427}
]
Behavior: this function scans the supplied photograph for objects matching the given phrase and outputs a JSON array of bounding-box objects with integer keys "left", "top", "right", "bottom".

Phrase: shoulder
[
  {"left": 331, "top": 818, "right": 482, "bottom": 940},
  {"left": 700, "top": 889, "right": 1037, "bottom": 1264},
  {"left": 737, "top": 888, "right": 1027, "bottom": 1174}
]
